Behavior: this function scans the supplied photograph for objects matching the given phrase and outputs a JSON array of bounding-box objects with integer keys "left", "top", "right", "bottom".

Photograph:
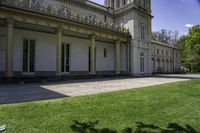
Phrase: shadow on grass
[{"left": 70, "top": 121, "right": 199, "bottom": 133}]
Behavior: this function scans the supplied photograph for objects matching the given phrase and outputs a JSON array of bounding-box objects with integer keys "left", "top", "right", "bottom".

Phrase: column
[
  {"left": 56, "top": 27, "right": 62, "bottom": 76},
  {"left": 5, "top": 18, "right": 14, "bottom": 78},
  {"left": 115, "top": 39, "right": 121, "bottom": 74},
  {"left": 90, "top": 34, "right": 96, "bottom": 75},
  {"left": 126, "top": 43, "right": 129, "bottom": 73}
]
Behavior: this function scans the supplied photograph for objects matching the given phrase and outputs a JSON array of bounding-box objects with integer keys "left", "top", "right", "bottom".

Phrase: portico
[{"left": 1, "top": 19, "right": 129, "bottom": 78}]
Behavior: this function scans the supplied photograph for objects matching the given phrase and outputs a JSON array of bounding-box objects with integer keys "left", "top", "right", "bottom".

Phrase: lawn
[{"left": 0, "top": 79, "right": 200, "bottom": 133}]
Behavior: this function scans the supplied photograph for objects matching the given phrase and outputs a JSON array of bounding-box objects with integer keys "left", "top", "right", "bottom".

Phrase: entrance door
[
  {"left": 61, "top": 43, "right": 70, "bottom": 73},
  {"left": 23, "top": 39, "right": 35, "bottom": 74}
]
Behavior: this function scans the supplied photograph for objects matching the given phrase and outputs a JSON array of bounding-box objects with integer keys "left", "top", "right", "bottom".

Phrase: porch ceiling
[{"left": 0, "top": 19, "right": 118, "bottom": 44}]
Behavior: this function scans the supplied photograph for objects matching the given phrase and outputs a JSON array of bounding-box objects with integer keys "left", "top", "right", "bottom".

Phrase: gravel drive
[{"left": 0, "top": 74, "right": 199, "bottom": 104}]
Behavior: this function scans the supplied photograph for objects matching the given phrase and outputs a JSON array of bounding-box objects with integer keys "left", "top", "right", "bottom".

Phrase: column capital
[
  {"left": 90, "top": 34, "right": 96, "bottom": 39},
  {"left": 115, "top": 39, "right": 121, "bottom": 44},
  {"left": 6, "top": 18, "right": 15, "bottom": 24},
  {"left": 55, "top": 26, "right": 63, "bottom": 33}
]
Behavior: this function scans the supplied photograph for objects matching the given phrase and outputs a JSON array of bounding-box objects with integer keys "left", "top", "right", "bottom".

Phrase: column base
[
  {"left": 115, "top": 72, "right": 120, "bottom": 75},
  {"left": 56, "top": 72, "right": 62, "bottom": 77},
  {"left": 89, "top": 72, "right": 96, "bottom": 75},
  {"left": 5, "top": 72, "right": 13, "bottom": 78}
]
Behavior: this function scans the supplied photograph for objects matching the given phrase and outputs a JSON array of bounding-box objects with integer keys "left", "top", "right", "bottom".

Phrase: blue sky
[{"left": 92, "top": 0, "right": 200, "bottom": 35}]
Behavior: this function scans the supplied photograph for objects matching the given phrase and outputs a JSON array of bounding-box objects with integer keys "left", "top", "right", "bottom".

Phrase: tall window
[
  {"left": 104, "top": 15, "right": 107, "bottom": 22},
  {"left": 0, "top": 35, "right": 6, "bottom": 51},
  {"left": 153, "top": 47, "right": 156, "bottom": 55},
  {"left": 140, "top": 52, "right": 145, "bottom": 73},
  {"left": 162, "top": 49, "right": 164, "bottom": 55},
  {"left": 0, "top": 36, "right": 2, "bottom": 51},
  {"left": 140, "top": 22, "right": 145, "bottom": 40},
  {"left": 122, "top": 0, "right": 126, "bottom": 5},
  {"left": 140, "top": 0, "right": 146, "bottom": 7},
  {"left": 116, "top": 0, "right": 120, "bottom": 8},
  {"left": 23, "top": 39, "right": 35, "bottom": 73},
  {"left": 104, "top": 48, "right": 107, "bottom": 58},
  {"left": 157, "top": 49, "right": 159, "bottom": 55},
  {"left": 61, "top": 43, "right": 70, "bottom": 73}
]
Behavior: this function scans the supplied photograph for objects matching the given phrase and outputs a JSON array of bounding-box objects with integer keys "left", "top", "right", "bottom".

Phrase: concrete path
[{"left": 0, "top": 74, "right": 200, "bottom": 104}]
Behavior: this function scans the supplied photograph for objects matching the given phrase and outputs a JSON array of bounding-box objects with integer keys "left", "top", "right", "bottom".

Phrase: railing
[{"left": 0, "top": 0, "right": 129, "bottom": 34}]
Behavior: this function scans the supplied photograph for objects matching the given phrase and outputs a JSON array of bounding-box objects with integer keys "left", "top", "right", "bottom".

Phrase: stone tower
[{"left": 111, "top": 0, "right": 153, "bottom": 76}]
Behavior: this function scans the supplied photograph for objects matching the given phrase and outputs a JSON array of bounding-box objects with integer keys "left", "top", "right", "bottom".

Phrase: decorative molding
[{"left": 0, "top": 7, "right": 129, "bottom": 41}]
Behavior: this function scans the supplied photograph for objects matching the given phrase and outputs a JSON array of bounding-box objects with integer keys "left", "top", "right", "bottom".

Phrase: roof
[{"left": 151, "top": 40, "right": 180, "bottom": 50}]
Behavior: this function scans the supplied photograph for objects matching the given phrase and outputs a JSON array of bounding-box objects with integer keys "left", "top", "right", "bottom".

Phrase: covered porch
[{"left": 0, "top": 1, "right": 130, "bottom": 78}]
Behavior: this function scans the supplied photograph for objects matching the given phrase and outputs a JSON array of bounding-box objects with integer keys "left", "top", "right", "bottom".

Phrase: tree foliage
[
  {"left": 177, "top": 25, "right": 200, "bottom": 72},
  {"left": 152, "top": 29, "right": 179, "bottom": 45}
]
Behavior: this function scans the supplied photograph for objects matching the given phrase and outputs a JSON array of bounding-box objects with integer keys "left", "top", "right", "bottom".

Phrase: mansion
[{"left": 0, "top": 0, "right": 181, "bottom": 78}]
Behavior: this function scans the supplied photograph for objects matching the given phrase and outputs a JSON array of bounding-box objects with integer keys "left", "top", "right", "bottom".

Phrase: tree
[
  {"left": 177, "top": 25, "right": 200, "bottom": 72},
  {"left": 152, "top": 29, "right": 179, "bottom": 46}
]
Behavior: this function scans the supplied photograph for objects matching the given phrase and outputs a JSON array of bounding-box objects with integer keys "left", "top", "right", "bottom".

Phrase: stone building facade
[
  {"left": 0, "top": 0, "right": 180, "bottom": 78},
  {"left": 151, "top": 40, "right": 181, "bottom": 74}
]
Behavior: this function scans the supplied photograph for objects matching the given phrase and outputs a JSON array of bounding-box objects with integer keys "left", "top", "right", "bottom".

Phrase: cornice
[
  {"left": 113, "top": 3, "right": 153, "bottom": 19},
  {"left": 55, "top": 0, "right": 113, "bottom": 17},
  {"left": 0, "top": 6, "right": 129, "bottom": 41},
  {"left": 151, "top": 40, "right": 180, "bottom": 50}
]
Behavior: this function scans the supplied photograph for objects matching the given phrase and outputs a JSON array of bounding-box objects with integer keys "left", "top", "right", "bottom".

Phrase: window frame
[
  {"left": 157, "top": 49, "right": 160, "bottom": 55},
  {"left": 140, "top": 52, "right": 145, "bottom": 73},
  {"left": 139, "top": 0, "right": 146, "bottom": 8},
  {"left": 104, "top": 15, "right": 107, "bottom": 22},
  {"left": 22, "top": 38, "right": 36, "bottom": 75},
  {"left": 0, "top": 35, "right": 6, "bottom": 51},
  {"left": 61, "top": 43, "right": 71, "bottom": 74},
  {"left": 116, "top": 0, "right": 120, "bottom": 8},
  {"left": 104, "top": 48, "right": 107, "bottom": 58},
  {"left": 140, "top": 22, "right": 145, "bottom": 40}
]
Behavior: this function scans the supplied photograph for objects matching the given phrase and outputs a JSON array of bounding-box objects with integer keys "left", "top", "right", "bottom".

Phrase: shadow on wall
[{"left": 70, "top": 121, "right": 199, "bottom": 133}]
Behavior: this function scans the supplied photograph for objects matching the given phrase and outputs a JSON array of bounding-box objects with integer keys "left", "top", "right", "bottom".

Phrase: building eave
[{"left": 151, "top": 40, "right": 180, "bottom": 50}]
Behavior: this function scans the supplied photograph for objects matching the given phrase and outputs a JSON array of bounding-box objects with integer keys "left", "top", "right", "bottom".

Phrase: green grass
[{"left": 1, "top": 79, "right": 200, "bottom": 132}]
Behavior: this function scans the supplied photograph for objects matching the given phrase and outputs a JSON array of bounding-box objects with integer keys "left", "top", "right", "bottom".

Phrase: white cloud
[{"left": 185, "top": 24, "right": 194, "bottom": 28}]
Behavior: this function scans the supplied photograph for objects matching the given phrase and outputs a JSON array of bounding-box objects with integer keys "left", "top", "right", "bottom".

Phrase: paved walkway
[{"left": 0, "top": 74, "right": 200, "bottom": 104}]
